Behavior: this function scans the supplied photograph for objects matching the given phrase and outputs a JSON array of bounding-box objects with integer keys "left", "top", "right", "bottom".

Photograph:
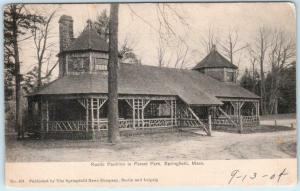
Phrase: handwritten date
[{"left": 228, "top": 168, "right": 288, "bottom": 184}]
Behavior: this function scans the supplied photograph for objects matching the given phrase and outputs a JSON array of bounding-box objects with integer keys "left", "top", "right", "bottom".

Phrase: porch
[
  {"left": 26, "top": 95, "right": 260, "bottom": 139},
  {"left": 212, "top": 98, "right": 260, "bottom": 132},
  {"left": 26, "top": 95, "right": 210, "bottom": 139}
]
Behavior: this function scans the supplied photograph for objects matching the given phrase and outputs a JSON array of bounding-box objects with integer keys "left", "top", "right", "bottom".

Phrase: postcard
[{"left": 4, "top": 2, "right": 297, "bottom": 187}]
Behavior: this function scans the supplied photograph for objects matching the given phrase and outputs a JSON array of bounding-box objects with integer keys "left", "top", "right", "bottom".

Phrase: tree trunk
[
  {"left": 259, "top": 41, "right": 267, "bottom": 115},
  {"left": 252, "top": 61, "right": 256, "bottom": 92},
  {"left": 12, "top": 5, "right": 23, "bottom": 139},
  {"left": 37, "top": 63, "right": 42, "bottom": 90},
  {"left": 108, "top": 3, "right": 120, "bottom": 143}
]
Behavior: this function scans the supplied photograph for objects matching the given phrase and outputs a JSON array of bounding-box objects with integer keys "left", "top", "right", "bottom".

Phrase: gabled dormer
[
  {"left": 193, "top": 45, "right": 238, "bottom": 82},
  {"left": 58, "top": 16, "right": 109, "bottom": 76}
]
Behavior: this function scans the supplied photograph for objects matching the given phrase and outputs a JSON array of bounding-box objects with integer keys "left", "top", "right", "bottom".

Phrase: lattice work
[
  {"left": 179, "top": 118, "right": 201, "bottom": 128},
  {"left": 177, "top": 103, "right": 193, "bottom": 119},
  {"left": 176, "top": 102, "right": 209, "bottom": 134},
  {"left": 44, "top": 121, "right": 87, "bottom": 132},
  {"left": 218, "top": 107, "right": 239, "bottom": 127},
  {"left": 241, "top": 101, "right": 257, "bottom": 116},
  {"left": 76, "top": 98, "right": 108, "bottom": 131}
]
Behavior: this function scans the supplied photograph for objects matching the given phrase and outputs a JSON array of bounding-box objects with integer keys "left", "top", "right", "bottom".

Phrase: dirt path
[{"left": 6, "top": 130, "right": 296, "bottom": 162}]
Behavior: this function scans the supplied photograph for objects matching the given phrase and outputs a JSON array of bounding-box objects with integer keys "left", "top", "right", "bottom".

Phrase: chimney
[{"left": 59, "top": 15, "right": 74, "bottom": 52}]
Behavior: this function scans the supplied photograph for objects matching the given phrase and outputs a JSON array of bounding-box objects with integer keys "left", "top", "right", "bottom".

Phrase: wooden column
[
  {"left": 238, "top": 101, "right": 245, "bottom": 118},
  {"left": 170, "top": 100, "right": 174, "bottom": 125},
  {"left": 91, "top": 98, "right": 95, "bottom": 139},
  {"left": 132, "top": 98, "right": 135, "bottom": 129},
  {"left": 256, "top": 101, "right": 260, "bottom": 116},
  {"left": 174, "top": 100, "right": 177, "bottom": 126},
  {"left": 39, "top": 97, "right": 47, "bottom": 139},
  {"left": 208, "top": 115, "right": 212, "bottom": 136},
  {"left": 256, "top": 101, "right": 260, "bottom": 125},
  {"left": 86, "top": 99, "right": 89, "bottom": 132},
  {"left": 231, "top": 101, "right": 239, "bottom": 116},
  {"left": 239, "top": 116, "right": 243, "bottom": 134},
  {"left": 27, "top": 98, "right": 34, "bottom": 130},
  {"left": 38, "top": 98, "right": 43, "bottom": 133},
  {"left": 46, "top": 100, "right": 49, "bottom": 132},
  {"left": 97, "top": 99, "right": 99, "bottom": 127}
]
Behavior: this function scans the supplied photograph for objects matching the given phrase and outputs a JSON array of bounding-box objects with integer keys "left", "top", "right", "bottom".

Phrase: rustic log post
[
  {"left": 27, "top": 98, "right": 33, "bottom": 131},
  {"left": 46, "top": 100, "right": 49, "bottom": 132},
  {"left": 174, "top": 100, "right": 177, "bottom": 126},
  {"left": 208, "top": 115, "right": 212, "bottom": 136},
  {"left": 39, "top": 98, "right": 45, "bottom": 139},
  {"left": 91, "top": 98, "right": 95, "bottom": 140},
  {"left": 97, "top": 99, "right": 99, "bottom": 129},
  {"left": 132, "top": 98, "right": 135, "bottom": 129},
  {"left": 238, "top": 116, "right": 243, "bottom": 134},
  {"left": 85, "top": 99, "right": 89, "bottom": 132},
  {"left": 142, "top": 99, "right": 144, "bottom": 128}
]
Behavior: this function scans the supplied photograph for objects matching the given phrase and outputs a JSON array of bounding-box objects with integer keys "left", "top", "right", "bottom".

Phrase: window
[
  {"left": 226, "top": 71, "right": 235, "bottom": 82},
  {"left": 69, "top": 57, "right": 89, "bottom": 72},
  {"left": 94, "top": 58, "right": 108, "bottom": 71}
]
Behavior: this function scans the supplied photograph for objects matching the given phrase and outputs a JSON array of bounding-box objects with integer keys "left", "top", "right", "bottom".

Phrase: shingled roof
[
  {"left": 29, "top": 64, "right": 259, "bottom": 105},
  {"left": 193, "top": 48, "right": 238, "bottom": 70},
  {"left": 63, "top": 25, "right": 109, "bottom": 53}
]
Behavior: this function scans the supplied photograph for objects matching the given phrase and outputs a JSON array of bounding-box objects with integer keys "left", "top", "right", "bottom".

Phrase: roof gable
[{"left": 193, "top": 49, "right": 238, "bottom": 70}]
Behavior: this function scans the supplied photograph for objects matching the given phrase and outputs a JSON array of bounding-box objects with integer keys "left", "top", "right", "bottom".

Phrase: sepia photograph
[{"left": 3, "top": 2, "right": 297, "bottom": 187}]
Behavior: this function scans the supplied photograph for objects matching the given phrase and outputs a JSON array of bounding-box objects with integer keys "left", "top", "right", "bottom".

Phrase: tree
[
  {"left": 127, "top": 4, "right": 190, "bottom": 68},
  {"left": 249, "top": 27, "right": 270, "bottom": 115},
  {"left": 277, "top": 62, "right": 296, "bottom": 113},
  {"left": 240, "top": 68, "right": 260, "bottom": 96},
  {"left": 30, "top": 10, "right": 57, "bottom": 90},
  {"left": 157, "top": 36, "right": 165, "bottom": 67},
  {"left": 4, "top": 4, "right": 43, "bottom": 139},
  {"left": 108, "top": 3, "right": 120, "bottom": 143},
  {"left": 219, "top": 29, "right": 248, "bottom": 66},
  {"left": 174, "top": 41, "right": 189, "bottom": 69},
  {"left": 95, "top": 9, "right": 110, "bottom": 41},
  {"left": 95, "top": 10, "right": 140, "bottom": 65},
  {"left": 118, "top": 37, "right": 141, "bottom": 65},
  {"left": 200, "top": 26, "right": 219, "bottom": 54},
  {"left": 266, "top": 30, "right": 295, "bottom": 114}
]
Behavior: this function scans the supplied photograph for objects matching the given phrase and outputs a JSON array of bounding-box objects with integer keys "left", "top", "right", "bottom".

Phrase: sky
[{"left": 20, "top": 2, "right": 296, "bottom": 79}]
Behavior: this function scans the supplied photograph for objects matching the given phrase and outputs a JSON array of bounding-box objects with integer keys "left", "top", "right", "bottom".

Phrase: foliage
[
  {"left": 94, "top": 9, "right": 140, "bottom": 65},
  {"left": 94, "top": 9, "right": 110, "bottom": 41},
  {"left": 277, "top": 63, "right": 296, "bottom": 113},
  {"left": 240, "top": 61, "right": 296, "bottom": 114},
  {"left": 240, "top": 68, "right": 260, "bottom": 95},
  {"left": 246, "top": 27, "right": 296, "bottom": 114},
  {"left": 4, "top": 4, "right": 44, "bottom": 99}
]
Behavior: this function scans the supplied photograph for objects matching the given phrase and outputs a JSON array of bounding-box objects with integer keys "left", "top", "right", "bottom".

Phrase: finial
[
  {"left": 87, "top": 19, "right": 92, "bottom": 29},
  {"left": 211, "top": 44, "right": 216, "bottom": 52}
]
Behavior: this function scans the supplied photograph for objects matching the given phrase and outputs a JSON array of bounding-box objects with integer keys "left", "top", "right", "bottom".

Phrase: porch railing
[
  {"left": 36, "top": 116, "right": 259, "bottom": 132},
  {"left": 40, "top": 118, "right": 177, "bottom": 132},
  {"left": 178, "top": 118, "right": 207, "bottom": 128},
  {"left": 212, "top": 115, "right": 259, "bottom": 128}
]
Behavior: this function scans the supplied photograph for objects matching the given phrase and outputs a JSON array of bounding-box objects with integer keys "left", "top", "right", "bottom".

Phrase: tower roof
[
  {"left": 193, "top": 47, "right": 238, "bottom": 70},
  {"left": 63, "top": 24, "right": 109, "bottom": 53}
]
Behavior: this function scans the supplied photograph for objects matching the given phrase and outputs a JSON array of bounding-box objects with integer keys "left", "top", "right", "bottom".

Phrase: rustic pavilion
[{"left": 26, "top": 15, "right": 260, "bottom": 139}]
